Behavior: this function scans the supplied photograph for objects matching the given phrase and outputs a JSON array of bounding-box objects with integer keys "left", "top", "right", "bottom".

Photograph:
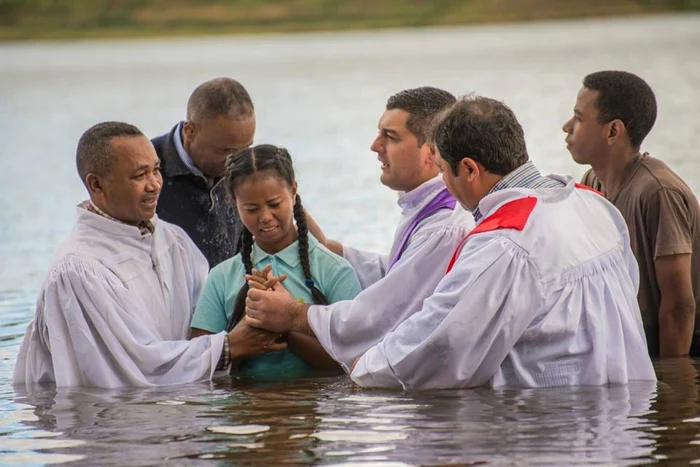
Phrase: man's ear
[
  {"left": 423, "top": 143, "right": 438, "bottom": 166},
  {"left": 460, "top": 157, "right": 480, "bottom": 181},
  {"left": 182, "top": 121, "right": 196, "bottom": 143},
  {"left": 85, "top": 173, "right": 105, "bottom": 197},
  {"left": 607, "top": 119, "right": 626, "bottom": 146}
]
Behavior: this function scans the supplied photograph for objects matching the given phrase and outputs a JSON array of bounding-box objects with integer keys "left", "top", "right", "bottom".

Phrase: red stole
[
  {"left": 445, "top": 184, "right": 603, "bottom": 273},
  {"left": 445, "top": 197, "right": 537, "bottom": 273}
]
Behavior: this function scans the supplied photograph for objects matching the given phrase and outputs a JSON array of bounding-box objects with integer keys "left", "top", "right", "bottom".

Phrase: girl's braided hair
[{"left": 224, "top": 144, "right": 329, "bottom": 331}]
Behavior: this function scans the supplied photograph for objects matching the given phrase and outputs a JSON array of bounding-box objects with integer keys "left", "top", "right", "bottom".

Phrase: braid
[
  {"left": 227, "top": 228, "right": 254, "bottom": 332},
  {"left": 224, "top": 144, "right": 329, "bottom": 322},
  {"left": 293, "top": 194, "right": 329, "bottom": 305},
  {"left": 274, "top": 146, "right": 294, "bottom": 182},
  {"left": 240, "top": 227, "right": 254, "bottom": 275}
]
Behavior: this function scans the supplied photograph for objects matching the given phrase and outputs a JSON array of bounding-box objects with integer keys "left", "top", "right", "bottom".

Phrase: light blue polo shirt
[{"left": 191, "top": 235, "right": 361, "bottom": 380}]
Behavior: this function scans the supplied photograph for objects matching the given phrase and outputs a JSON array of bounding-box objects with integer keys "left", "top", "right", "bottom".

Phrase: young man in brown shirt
[{"left": 563, "top": 70, "right": 700, "bottom": 358}]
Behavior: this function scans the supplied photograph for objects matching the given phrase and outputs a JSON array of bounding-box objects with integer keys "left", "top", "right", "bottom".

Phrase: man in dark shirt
[
  {"left": 152, "top": 78, "right": 255, "bottom": 267},
  {"left": 563, "top": 70, "right": 700, "bottom": 358}
]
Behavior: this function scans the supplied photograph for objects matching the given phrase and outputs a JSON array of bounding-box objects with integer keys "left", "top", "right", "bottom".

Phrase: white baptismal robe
[
  {"left": 351, "top": 177, "right": 657, "bottom": 390},
  {"left": 309, "top": 176, "right": 475, "bottom": 370},
  {"left": 13, "top": 207, "right": 226, "bottom": 389}
]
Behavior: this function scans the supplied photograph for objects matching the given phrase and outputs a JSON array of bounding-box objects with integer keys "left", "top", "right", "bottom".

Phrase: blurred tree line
[{"left": 1, "top": 0, "right": 699, "bottom": 39}]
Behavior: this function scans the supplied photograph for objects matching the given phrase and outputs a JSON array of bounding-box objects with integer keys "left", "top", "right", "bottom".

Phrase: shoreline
[{"left": 1, "top": 4, "right": 698, "bottom": 42}]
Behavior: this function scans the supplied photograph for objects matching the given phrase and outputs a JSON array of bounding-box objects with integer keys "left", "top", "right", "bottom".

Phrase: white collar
[
  {"left": 76, "top": 204, "right": 159, "bottom": 239},
  {"left": 475, "top": 174, "right": 575, "bottom": 221},
  {"left": 397, "top": 175, "right": 446, "bottom": 213}
]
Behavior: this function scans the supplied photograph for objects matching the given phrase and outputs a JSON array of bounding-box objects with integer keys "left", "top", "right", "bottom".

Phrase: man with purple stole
[{"left": 296, "top": 87, "right": 474, "bottom": 371}]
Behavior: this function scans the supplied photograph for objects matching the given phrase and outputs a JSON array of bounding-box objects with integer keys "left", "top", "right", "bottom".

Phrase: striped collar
[
  {"left": 472, "top": 161, "right": 564, "bottom": 222},
  {"left": 173, "top": 122, "right": 206, "bottom": 179},
  {"left": 81, "top": 200, "right": 156, "bottom": 236}
]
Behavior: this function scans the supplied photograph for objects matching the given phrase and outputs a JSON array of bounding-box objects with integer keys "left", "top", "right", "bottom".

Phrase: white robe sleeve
[
  {"left": 342, "top": 246, "right": 389, "bottom": 289},
  {"left": 185, "top": 235, "right": 209, "bottom": 310},
  {"left": 350, "top": 235, "right": 544, "bottom": 390},
  {"left": 14, "top": 255, "right": 225, "bottom": 389},
  {"left": 309, "top": 223, "right": 469, "bottom": 371}
]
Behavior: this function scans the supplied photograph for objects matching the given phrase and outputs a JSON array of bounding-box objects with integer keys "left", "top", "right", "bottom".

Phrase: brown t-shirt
[{"left": 581, "top": 154, "right": 700, "bottom": 356}]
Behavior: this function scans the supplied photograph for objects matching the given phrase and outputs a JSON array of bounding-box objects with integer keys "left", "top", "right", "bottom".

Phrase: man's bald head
[
  {"left": 186, "top": 77, "right": 254, "bottom": 123},
  {"left": 182, "top": 78, "right": 256, "bottom": 178}
]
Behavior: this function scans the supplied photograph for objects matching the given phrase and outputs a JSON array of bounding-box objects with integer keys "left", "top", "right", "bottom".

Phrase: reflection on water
[
  {"left": 2, "top": 368, "right": 698, "bottom": 465},
  {"left": 1, "top": 13, "right": 700, "bottom": 466},
  {"left": 652, "top": 359, "right": 700, "bottom": 463}
]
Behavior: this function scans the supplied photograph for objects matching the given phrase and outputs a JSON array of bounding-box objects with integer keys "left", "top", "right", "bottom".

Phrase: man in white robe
[
  {"left": 13, "top": 121, "right": 260, "bottom": 389},
  {"left": 303, "top": 87, "right": 474, "bottom": 370},
  {"left": 246, "top": 96, "right": 656, "bottom": 390}
]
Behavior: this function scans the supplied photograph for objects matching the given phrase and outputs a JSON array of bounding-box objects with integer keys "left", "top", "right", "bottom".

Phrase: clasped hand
[
  {"left": 244, "top": 264, "right": 300, "bottom": 333},
  {"left": 227, "top": 319, "right": 286, "bottom": 359}
]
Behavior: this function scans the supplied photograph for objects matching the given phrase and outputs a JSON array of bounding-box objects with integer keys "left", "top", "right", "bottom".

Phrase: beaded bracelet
[{"left": 216, "top": 335, "right": 231, "bottom": 371}]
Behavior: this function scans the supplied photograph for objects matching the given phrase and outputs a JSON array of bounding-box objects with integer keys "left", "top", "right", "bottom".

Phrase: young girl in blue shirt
[{"left": 190, "top": 144, "right": 361, "bottom": 379}]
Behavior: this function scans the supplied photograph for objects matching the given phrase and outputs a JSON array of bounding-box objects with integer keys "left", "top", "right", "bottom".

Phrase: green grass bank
[{"left": 1, "top": 0, "right": 699, "bottom": 41}]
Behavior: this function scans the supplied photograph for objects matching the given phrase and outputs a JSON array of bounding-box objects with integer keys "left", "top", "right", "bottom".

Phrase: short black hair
[
  {"left": 76, "top": 121, "right": 144, "bottom": 184},
  {"left": 186, "top": 77, "right": 254, "bottom": 122},
  {"left": 583, "top": 70, "right": 657, "bottom": 150},
  {"left": 432, "top": 96, "right": 529, "bottom": 176},
  {"left": 386, "top": 86, "right": 456, "bottom": 145}
]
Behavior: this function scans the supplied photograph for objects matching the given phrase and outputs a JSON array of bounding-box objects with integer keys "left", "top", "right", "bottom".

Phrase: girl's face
[{"left": 234, "top": 171, "right": 298, "bottom": 254}]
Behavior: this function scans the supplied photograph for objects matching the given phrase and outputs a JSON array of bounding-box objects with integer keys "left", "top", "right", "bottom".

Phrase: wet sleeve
[
  {"left": 40, "top": 256, "right": 225, "bottom": 388},
  {"left": 351, "top": 235, "right": 543, "bottom": 390},
  {"left": 309, "top": 222, "right": 471, "bottom": 371}
]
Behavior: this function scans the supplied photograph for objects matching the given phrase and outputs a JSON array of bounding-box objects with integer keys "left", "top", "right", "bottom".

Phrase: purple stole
[{"left": 387, "top": 188, "right": 457, "bottom": 271}]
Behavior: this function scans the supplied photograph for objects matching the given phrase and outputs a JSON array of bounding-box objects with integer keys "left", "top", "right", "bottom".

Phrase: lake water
[{"left": 1, "top": 13, "right": 700, "bottom": 465}]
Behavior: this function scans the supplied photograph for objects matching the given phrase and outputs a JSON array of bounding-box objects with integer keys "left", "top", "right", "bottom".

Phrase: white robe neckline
[
  {"left": 475, "top": 175, "right": 576, "bottom": 223},
  {"left": 75, "top": 204, "right": 158, "bottom": 239},
  {"left": 396, "top": 175, "right": 446, "bottom": 213}
]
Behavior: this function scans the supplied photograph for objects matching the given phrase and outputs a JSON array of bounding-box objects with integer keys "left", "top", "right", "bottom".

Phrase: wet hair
[
  {"left": 583, "top": 70, "right": 657, "bottom": 151},
  {"left": 386, "top": 86, "right": 456, "bottom": 145},
  {"left": 224, "top": 144, "right": 329, "bottom": 330},
  {"left": 432, "top": 95, "right": 529, "bottom": 176},
  {"left": 186, "top": 77, "right": 254, "bottom": 123},
  {"left": 76, "top": 121, "right": 144, "bottom": 185}
]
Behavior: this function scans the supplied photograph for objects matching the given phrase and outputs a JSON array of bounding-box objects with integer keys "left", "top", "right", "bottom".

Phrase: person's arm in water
[
  {"left": 656, "top": 254, "right": 695, "bottom": 357},
  {"left": 305, "top": 210, "right": 343, "bottom": 256},
  {"left": 190, "top": 322, "right": 287, "bottom": 365},
  {"left": 284, "top": 332, "right": 340, "bottom": 370}
]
